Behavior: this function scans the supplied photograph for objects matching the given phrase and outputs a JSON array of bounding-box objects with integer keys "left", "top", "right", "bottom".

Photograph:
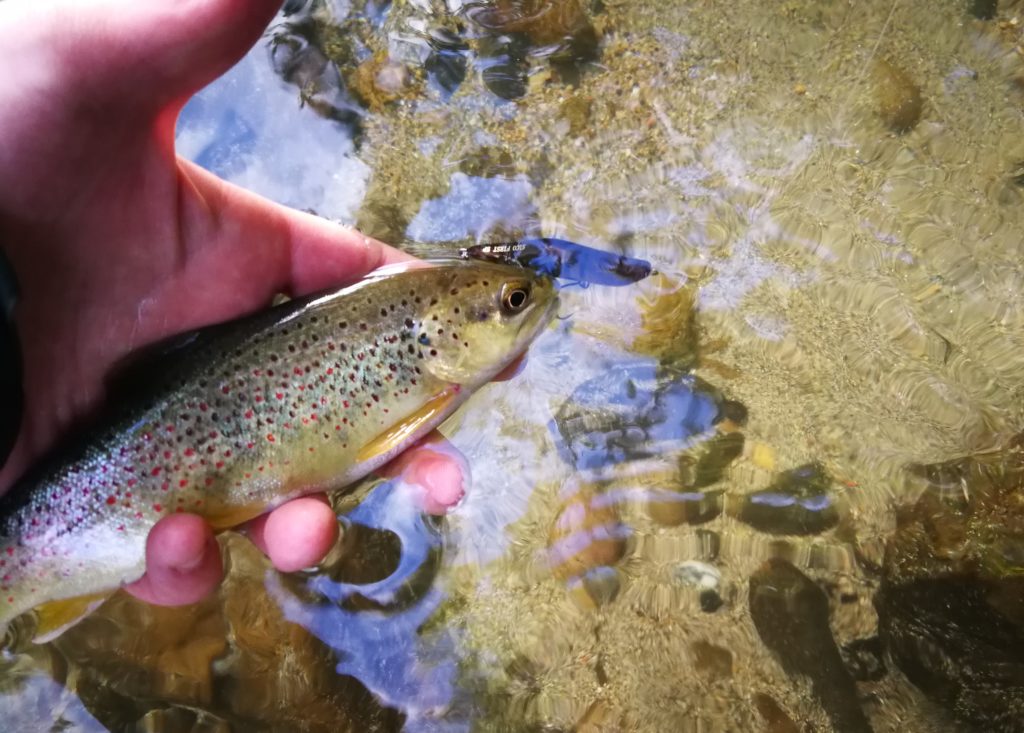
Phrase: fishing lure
[{"left": 460, "top": 238, "right": 652, "bottom": 288}]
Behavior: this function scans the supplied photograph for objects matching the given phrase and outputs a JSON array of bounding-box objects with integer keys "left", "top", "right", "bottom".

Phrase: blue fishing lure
[{"left": 459, "top": 238, "right": 652, "bottom": 288}]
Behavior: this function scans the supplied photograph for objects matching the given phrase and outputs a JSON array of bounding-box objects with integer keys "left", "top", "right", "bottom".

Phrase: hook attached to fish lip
[{"left": 459, "top": 238, "right": 653, "bottom": 288}]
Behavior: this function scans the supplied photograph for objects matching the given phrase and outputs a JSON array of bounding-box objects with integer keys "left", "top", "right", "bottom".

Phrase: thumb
[{"left": 12, "top": 0, "right": 283, "bottom": 112}]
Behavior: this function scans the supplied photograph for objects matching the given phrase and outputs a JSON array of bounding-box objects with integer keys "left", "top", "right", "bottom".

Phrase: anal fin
[{"left": 32, "top": 591, "right": 110, "bottom": 644}]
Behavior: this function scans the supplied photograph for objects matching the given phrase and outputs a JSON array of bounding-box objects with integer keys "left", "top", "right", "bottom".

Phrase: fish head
[{"left": 418, "top": 262, "right": 558, "bottom": 386}]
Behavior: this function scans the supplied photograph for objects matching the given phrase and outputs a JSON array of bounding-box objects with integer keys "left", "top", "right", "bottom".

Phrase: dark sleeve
[{"left": 0, "top": 250, "right": 20, "bottom": 468}]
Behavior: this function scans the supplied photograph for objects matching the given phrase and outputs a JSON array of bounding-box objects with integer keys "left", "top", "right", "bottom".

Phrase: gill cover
[{"left": 419, "top": 269, "right": 555, "bottom": 385}]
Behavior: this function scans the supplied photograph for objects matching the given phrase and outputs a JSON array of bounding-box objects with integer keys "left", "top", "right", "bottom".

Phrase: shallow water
[{"left": 4, "top": 0, "right": 1024, "bottom": 730}]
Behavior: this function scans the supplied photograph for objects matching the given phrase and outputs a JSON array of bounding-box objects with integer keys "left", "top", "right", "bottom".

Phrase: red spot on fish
[
  {"left": 275, "top": 392, "right": 284, "bottom": 400},
  {"left": 326, "top": 368, "right": 334, "bottom": 375},
  {"left": 179, "top": 479, "right": 188, "bottom": 488},
  {"left": 266, "top": 433, "right": 276, "bottom": 442},
  {"left": 215, "top": 461, "right": 224, "bottom": 469},
  {"left": 5, "top": 548, "right": 12, "bottom": 557},
  {"left": 127, "top": 479, "right": 137, "bottom": 488},
  {"left": 343, "top": 400, "right": 350, "bottom": 408},
  {"left": 199, "top": 403, "right": 209, "bottom": 412},
  {"left": 244, "top": 410, "right": 254, "bottom": 419},
  {"left": 151, "top": 467, "right": 162, "bottom": 477},
  {"left": 125, "top": 492, "right": 133, "bottom": 499},
  {"left": 153, "top": 504, "right": 163, "bottom": 512},
  {"left": 184, "top": 448, "right": 196, "bottom": 457},
  {"left": 221, "top": 386, "right": 230, "bottom": 394},
  {"left": 161, "top": 481, "right": 170, "bottom": 491},
  {"left": 209, "top": 431, "right": 218, "bottom": 439},
  {"left": 246, "top": 442, "right": 255, "bottom": 449},
  {"left": 253, "top": 369, "right": 262, "bottom": 376},
  {"left": 205, "top": 478, "right": 214, "bottom": 486},
  {"left": 106, "top": 496, "right": 116, "bottom": 505},
  {"left": 255, "top": 395, "right": 264, "bottom": 403}
]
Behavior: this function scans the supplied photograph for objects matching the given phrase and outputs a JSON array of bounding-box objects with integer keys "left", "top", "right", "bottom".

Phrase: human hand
[{"left": 0, "top": 0, "right": 478, "bottom": 607}]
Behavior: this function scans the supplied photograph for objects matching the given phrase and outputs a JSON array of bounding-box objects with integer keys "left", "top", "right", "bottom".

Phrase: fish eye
[{"left": 500, "top": 282, "right": 531, "bottom": 314}]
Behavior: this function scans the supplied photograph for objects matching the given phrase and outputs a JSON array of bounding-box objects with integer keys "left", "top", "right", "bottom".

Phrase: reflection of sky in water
[
  {"left": 406, "top": 172, "right": 536, "bottom": 242},
  {"left": 175, "top": 32, "right": 370, "bottom": 223},
  {"left": 268, "top": 481, "right": 457, "bottom": 731}
]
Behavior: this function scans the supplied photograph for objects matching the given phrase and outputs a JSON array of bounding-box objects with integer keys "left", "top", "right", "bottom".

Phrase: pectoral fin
[
  {"left": 32, "top": 591, "right": 110, "bottom": 644},
  {"left": 356, "top": 388, "right": 458, "bottom": 465}
]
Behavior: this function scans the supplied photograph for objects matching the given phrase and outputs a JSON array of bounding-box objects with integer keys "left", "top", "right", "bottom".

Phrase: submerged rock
[
  {"left": 873, "top": 59, "right": 923, "bottom": 133},
  {"left": 560, "top": 93, "right": 593, "bottom": 137},
  {"left": 676, "top": 560, "right": 725, "bottom": 613},
  {"left": 690, "top": 640, "right": 733, "bottom": 681},
  {"left": 566, "top": 566, "right": 621, "bottom": 611},
  {"left": 351, "top": 53, "right": 420, "bottom": 110},
  {"left": 875, "top": 439, "right": 1024, "bottom": 730},
  {"left": 465, "top": 0, "right": 601, "bottom": 62},
  {"left": 633, "top": 274, "right": 699, "bottom": 370},
  {"left": 732, "top": 463, "right": 841, "bottom": 536},
  {"left": 547, "top": 480, "right": 629, "bottom": 582},
  {"left": 749, "top": 558, "right": 873, "bottom": 733},
  {"left": 551, "top": 364, "right": 725, "bottom": 472},
  {"left": 967, "top": 0, "right": 998, "bottom": 20},
  {"left": 752, "top": 693, "right": 801, "bottom": 733}
]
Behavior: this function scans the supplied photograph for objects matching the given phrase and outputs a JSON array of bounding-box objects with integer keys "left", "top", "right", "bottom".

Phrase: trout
[{"left": 0, "top": 259, "right": 557, "bottom": 641}]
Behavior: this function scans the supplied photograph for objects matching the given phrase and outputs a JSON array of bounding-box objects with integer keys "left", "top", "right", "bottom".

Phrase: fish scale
[{"left": 0, "top": 259, "right": 557, "bottom": 641}]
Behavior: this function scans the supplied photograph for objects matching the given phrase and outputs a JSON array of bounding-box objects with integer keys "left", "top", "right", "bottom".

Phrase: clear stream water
[{"left": 3, "top": 0, "right": 1024, "bottom": 730}]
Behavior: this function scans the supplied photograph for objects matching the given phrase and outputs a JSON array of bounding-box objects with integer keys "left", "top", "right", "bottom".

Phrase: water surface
[{"left": 5, "top": 0, "right": 1024, "bottom": 730}]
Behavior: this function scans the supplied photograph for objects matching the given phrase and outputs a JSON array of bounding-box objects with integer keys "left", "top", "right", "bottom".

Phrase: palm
[
  {"left": 0, "top": 0, "right": 455, "bottom": 608},
  {"left": 0, "top": 1, "right": 400, "bottom": 488}
]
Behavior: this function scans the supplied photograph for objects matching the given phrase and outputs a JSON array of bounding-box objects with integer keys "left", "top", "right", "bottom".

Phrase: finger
[
  {"left": 17, "top": 0, "right": 285, "bottom": 112},
  {"left": 244, "top": 495, "right": 339, "bottom": 573},
  {"left": 124, "top": 513, "right": 223, "bottom": 606},
  {"left": 379, "top": 432, "right": 470, "bottom": 515}
]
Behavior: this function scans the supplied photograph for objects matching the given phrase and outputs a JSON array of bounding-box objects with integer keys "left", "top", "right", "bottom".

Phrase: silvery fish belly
[{"left": 0, "top": 259, "right": 557, "bottom": 641}]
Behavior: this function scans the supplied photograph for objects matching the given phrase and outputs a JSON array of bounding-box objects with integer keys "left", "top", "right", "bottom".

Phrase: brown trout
[{"left": 0, "top": 259, "right": 557, "bottom": 641}]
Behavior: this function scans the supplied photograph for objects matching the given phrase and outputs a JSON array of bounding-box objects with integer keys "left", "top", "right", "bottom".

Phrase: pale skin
[{"left": 0, "top": 0, "right": 496, "bottom": 607}]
